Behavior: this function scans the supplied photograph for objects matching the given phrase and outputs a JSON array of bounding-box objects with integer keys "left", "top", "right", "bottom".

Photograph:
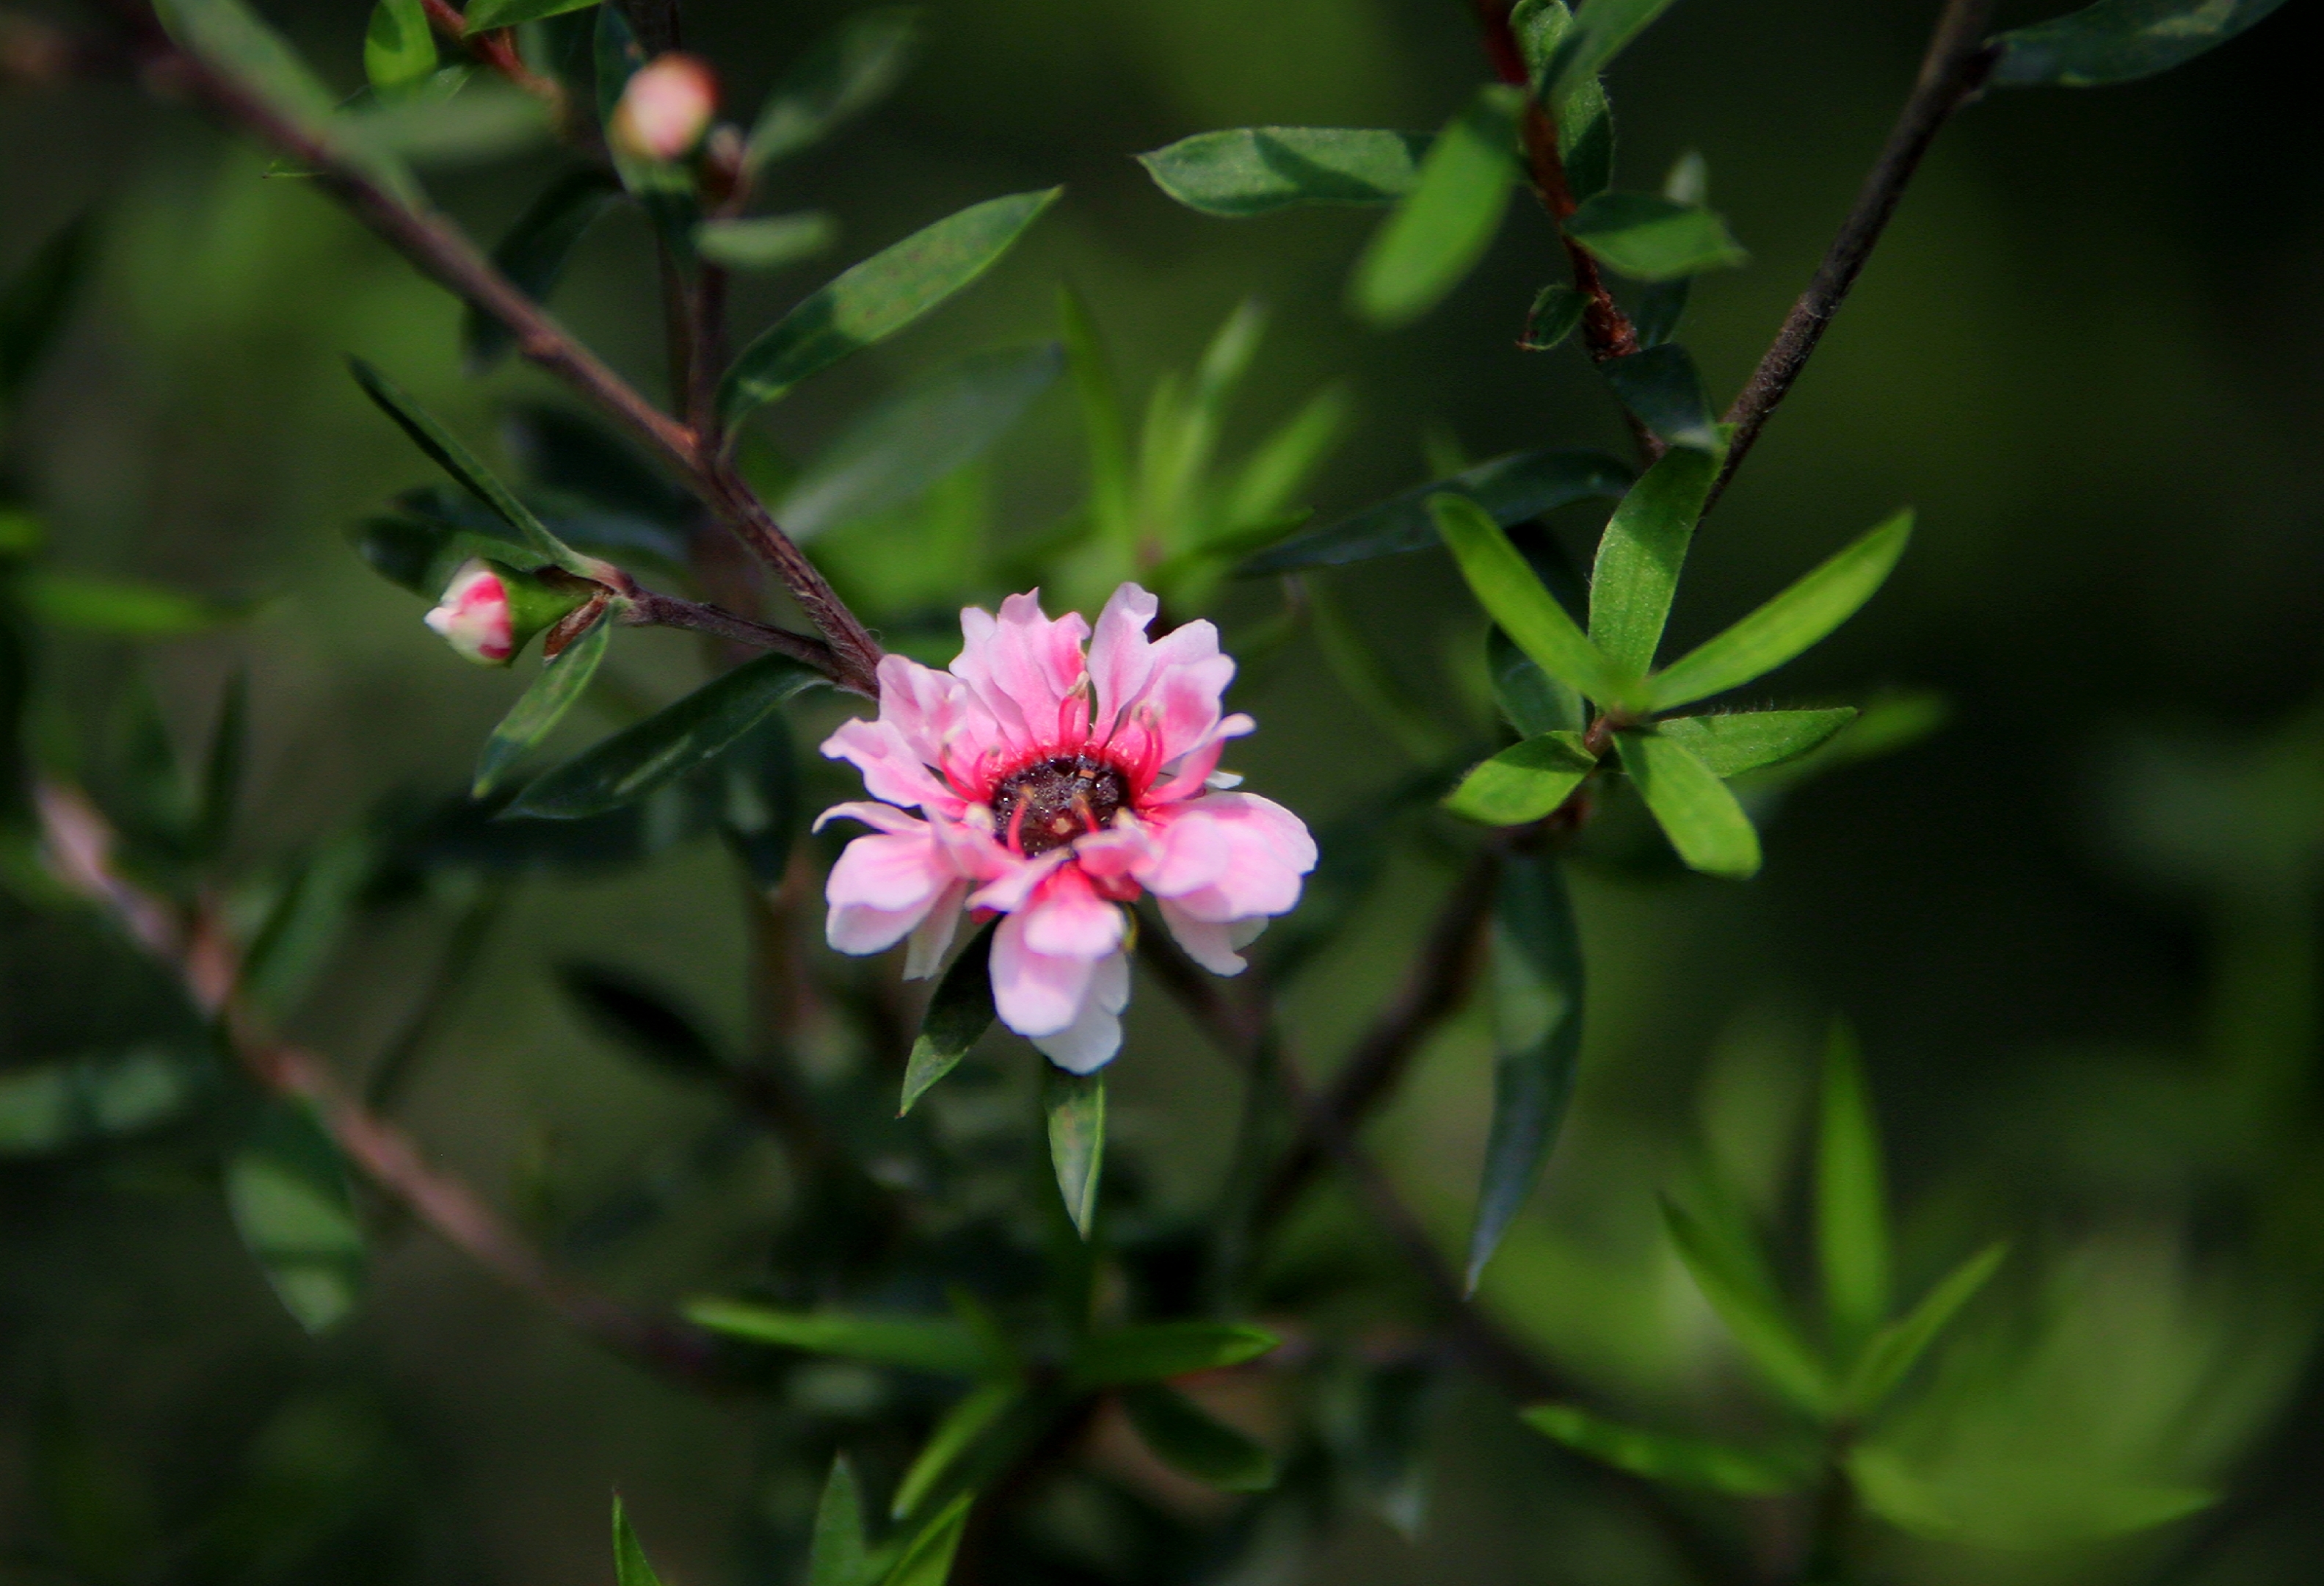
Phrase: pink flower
[
  {"left": 610, "top": 53, "right": 719, "bottom": 164},
  {"left": 424, "top": 559, "right": 515, "bottom": 665},
  {"left": 817, "top": 584, "right": 1317, "bottom": 1073}
]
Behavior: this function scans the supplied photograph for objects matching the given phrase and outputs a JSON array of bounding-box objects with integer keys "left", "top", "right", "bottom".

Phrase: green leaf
[
  {"left": 1067, "top": 1322, "right": 1278, "bottom": 1390},
  {"left": 711, "top": 711, "right": 799, "bottom": 889},
  {"left": 242, "top": 829, "right": 377, "bottom": 1013},
  {"left": 1122, "top": 1385, "right": 1277, "bottom": 1491},
  {"left": 1660, "top": 1196, "right": 1829, "bottom": 1415},
  {"left": 18, "top": 571, "right": 255, "bottom": 636},
  {"left": 879, "top": 1492, "right": 971, "bottom": 1586},
  {"left": 1136, "top": 127, "right": 1431, "bottom": 216},
  {"left": 1588, "top": 443, "right": 1718, "bottom": 676},
  {"left": 1244, "top": 447, "right": 1629, "bottom": 574},
  {"left": 464, "top": 0, "right": 598, "bottom": 32},
  {"left": 507, "top": 652, "right": 821, "bottom": 819},
  {"left": 694, "top": 213, "right": 839, "bottom": 270},
  {"left": 1539, "top": 0, "right": 1683, "bottom": 104},
  {"left": 225, "top": 1101, "right": 366, "bottom": 1335},
  {"left": 1511, "top": 1, "right": 1613, "bottom": 198},
  {"left": 0, "top": 215, "right": 95, "bottom": 412},
  {"left": 682, "top": 1300, "right": 988, "bottom": 1375},
  {"left": 1845, "top": 1446, "right": 2209, "bottom": 1546},
  {"left": 780, "top": 344, "right": 1062, "bottom": 540},
  {"left": 809, "top": 1458, "right": 871, "bottom": 1586},
  {"left": 465, "top": 169, "right": 618, "bottom": 371},
  {"left": 1617, "top": 730, "right": 1760, "bottom": 879},
  {"left": 1059, "top": 284, "right": 1131, "bottom": 546},
  {"left": 1348, "top": 87, "right": 1519, "bottom": 327},
  {"left": 1489, "top": 626, "right": 1582, "bottom": 739},
  {"left": 1224, "top": 386, "right": 1349, "bottom": 529},
  {"left": 352, "top": 79, "right": 553, "bottom": 165},
  {"left": 1564, "top": 192, "right": 1746, "bottom": 282},
  {"left": 1519, "top": 283, "right": 1586, "bottom": 352},
  {"left": 1431, "top": 493, "right": 1631, "bottom": 706},
  {"left": 195, "top": 669, "right": 249, "bottom": 857},
  {"left": 363, "top": 0, "right": 437, "bottom": 98},
  {"left": 0, "top": 1046, "right": 204, "bottom": 1157},
  {"left": 611, "top": 1494, "right": 663, "bottom": 1586},
  {"left": 719, "top": 189, "right": 1060, "bottom": 427},
  {"left": 1841, "top": 1243, "right": 2006, "bottom": 1416},
  {"left": 746, "top": 7, "right": 923, "bottom": 170},
  {"left": 592, "top": 2, "right": 642, "bottom": 131},
  {"left": 473, "top": 611, "right": 610, "bottom": 798},
  {"left": 556, "top": 960, "right": 724, "bottom": 1083},
  {"left": 1466, "top": 852, "right": 1585, "bottom": 1288},
  {"left": 1045, "top": 1066, "right": 1105, "bottom": 1240},
  {"left": 1646, "top": 510, "right": 1911, "bottom": 711},
  {"left": 1991, "top": 0, "right": 2287, "bottom": 87},
  {"left": 1816, "top": 1020, "right": 1889, "bottom": 1353},
  {"left": 1598, "top": 344, "right": 1717, "bottom": 450},
  {"left": 1443, "top": 732, "right": 1597, "bottom": 826},
  {"left": 891, "top": 1384, "right": 1018, "bottom": 1520},
  {"left": 1655, "top": 709, "right": 1856, "bottom": 778},
  {"left": 1522, "top": 1404, "right": 1806, "bottom": 1496},
  {"left": 347, "top": 358, "right": 595, "bottom": 576},
  {"left": 900, "top": 923, "right": 995, "bottom": 1115}
]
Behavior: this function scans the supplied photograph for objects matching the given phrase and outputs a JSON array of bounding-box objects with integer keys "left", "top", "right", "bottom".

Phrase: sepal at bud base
[
  {"left": 423, "top": 558, "right": 589, "bottom": 667},
  {"left": 609, "top": 53, "right": 719, "bottom": 165}
]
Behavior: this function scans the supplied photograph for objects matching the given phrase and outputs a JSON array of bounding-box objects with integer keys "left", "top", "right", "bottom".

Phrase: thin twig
[
  {"left": 622, "top": 586, "right": 844, "bottom": 673},
  {"left": 1709, "top": 0, "right": 2000, "bottom": 511}
]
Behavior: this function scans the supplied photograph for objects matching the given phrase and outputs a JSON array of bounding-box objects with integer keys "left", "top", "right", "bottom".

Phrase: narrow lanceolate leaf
[
  {"left": 611, "top": 1496, "right": 664, "bottom": 1586},
  {"left": 1564, "top": 192, "right": 1748, "bottom": 282},
  {"left": 900, "top": 924, "right": 996, "bottom": 1115},
  {"left": 0, "top": 214, "right": 95, "bottom": 410},
  {"left": 1348, "top": 87, "right": 1520, "bottom": 327},
  {"left": 1136, "top": 127, "right": 1431, "bottom": 215},
  {"left": 694, "top": 213, "right": 838, "bottom": 270},
  {"left": 1243, "top": 447, "right": 1630, "bottom": 574},
  {"left": 1841, "top": 1243, "right": 2006, "bottom": 1417},
  {"left": 347, "top": 358, "right": 595, "bottom": 576},
  {"left": 718, "top": 189, "right": 1060, "bottom": 427},
  {"left": 1846, "top": 1445, "right": 2212, "bottom": 1547},
  {"left": 682, "top": 1300, "right": 988, "bottom": 1375},
  {"left": 879, "top": 1493, "right": 972, "bottom": 1586},
  {"left": 463, "top": 0, "right": 599, "bottom": 32},
  {"left": 1432, "top": 494, "right": 1631, "bottom": 708},
  {"left": 362, "top": 0, "right": 435, "bottom": 100},
  {"left": 1816, "top": 1021, "right": 1890, "bottom": 1353},
  {"left": 1521, "top": 1405, "right": 1807, "bottom": 1496},
  {"left": 1647, "top": 510, "right": 1913, "bottom": 711},
  {"left": 18, "top": 572, "right": 255, "bottom": 636},
  {"left": 1045, "top": 1067, "right": 1105, "bottom": 1240},
  {"left": 225, "top": 1102, "right": 366, "bottom": 1335},
  {"left": 465, "top": 169, "right": 619, "bottom": 370},
  {"left": 892, "top": 1385, "right": 1019, "bottom": 1521},
  {"left": 1466, "top": 852, "right": 1585, "bottom": 1289},
  {"left": 747, "top": 7, "right": 923, "bottom": 170},
  {"left": 1660, "top": 1196, "right": 1830, "bottom": 1416},
  {"left": 1617, "top": 731, "right": 1761, "bottom": 880},
  {"left": 196, "top": 670, "right": 249, "bottom": 855},
  {"left": 1122, "top": 1385, "right": 1277, "bottom": 1491},
  {"left": 1588, "top": 444, "right": 1718, "bottom": 676},
  {"left": 809, "top": 1458, "right": 871, "bottom": 1586},
  {"left": 1489, "top": 626, "right": 1582, "bottom": 739},
  {"left": 1599, "top": 344, "right": 1717, "bottom": 451},
  {"left": 1655, "top": 709, "right": 1856, "bottom": 778},
  {"left": 1990, "top": 0, "right": 2288, "bottom": 87},
  {"left": 508, "top": 653, "right": 821, "bottom": 819},
  {"left": 1444, "top": 732, "right": 1596, "bottom": 827},
  {"left": 1514, "top": 1, "right": 1614, "bottom": 198},
  {"left": 473, "top": 612, "right": 611, "bottom": 798},
  {"left": 1067, "top": 1322, "right": 1278, "bottom": 1390}
]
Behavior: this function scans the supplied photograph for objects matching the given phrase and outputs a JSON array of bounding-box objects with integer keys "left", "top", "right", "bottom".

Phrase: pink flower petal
[
  {"left": 827, "top": 828, "right": 953, "bottom": 913},
  {"left": 952, "top": 591, "right": 1092, "bottom": 759},
  {"left": 990, "top": 910, "right": 1099, "bottom": 1038},
  {"left": 1020, "top": 866, "right": 1127, "bottom": 959},
  {"left": 966, "top": 847, "right": 1070, "bottom": 913},
  {"left": 1030, "top": 951, "right": 1130, "bottom": 1072},
  {"left": 1086, "top": 583, "right": 1161, "bottom": 741},
  {"left": 813, "top": 799, "right": 928, "bottom": 836},
  {"left": 1159, "top": 901, "right": 1266, "bottom": 976},
  {"left": 821, "top": 719, "right": 964, "bottom": 816},
  {"left": 903, "top": 879, "right": 970, "bottom": 980},
  {"left": 1135, "top": 792, "right": 1315, "bottom": 921}
]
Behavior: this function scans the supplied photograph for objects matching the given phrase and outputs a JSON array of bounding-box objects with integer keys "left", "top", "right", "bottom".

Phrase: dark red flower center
[{"left": 992, "top": 754, "right": 1129, "bottom": 856}]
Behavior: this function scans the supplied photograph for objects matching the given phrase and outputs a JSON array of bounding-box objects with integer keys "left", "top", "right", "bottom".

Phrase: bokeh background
[{"left": 4, "top": 0, "right": 2323, "bottom": 1582}]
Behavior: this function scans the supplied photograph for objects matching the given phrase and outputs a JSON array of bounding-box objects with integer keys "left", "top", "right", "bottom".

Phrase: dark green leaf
[
  {"left": 719, "top": 189, "right": 1060, "bottom": 427},
  {"left": 900, "top": 922, "right": 995, "bottom": 1115},
  {"left": 1816, "top": 1021, "right": 1889, "bottom": 1352},
  {"left": 464, "top": 0, "right": 598, "bottom": 32},
  {"left": 1243, "top": 447, "right": 1629, "bottom": 574},
  {"left": 557, "top": 960, "right": 725, "bottom": 1082},
  {"left": 879, "top": 1492, "right": 971, "bottom": 1586},
  {"left": 1489, "top": 626, "right": 1582, "bottom": 739},
  {"left": 1616, "top": 730, "right": 1760, "bottom": 879},
  {"left": 1991, "top": 0, "right": 2287, "bottom": 87},
  {"left": 1519, "top": 283, "right": 1586, "bottom": 352},
  {"left": 1522, "top": 1404, "right": 1806, "bottom": 1495},
  {"left": 1318, "top": 1361, "right": 1441, "bottom": 1538},
  {"left": 0, "top": 215, "right": 94, "bottom": 411},
  {"left": 1348, "top": 87, "right": 1519, "bottom": 327},
  {"left": 1564, "top": 192, "right": 1746, "bottom": 282},
  {"left": 712, "top": 711, "right": 799, "bottom": 889},
  {"left": 242, "top": 830, "right": 377, "bottom": 1013},
  {"left": 1511, "top": 1, "right": 1614, "bottom": 199},
  {"left": 1632, "top": 278, "right": 1689, "bottom": 347},
  {"left": 1841, "top": 1243, "right": 2006, "bottom": 1416},
  {"left": 1588, "top": 443, "right": 1718, "bottom": 676},
  {"left": 1660, "top": 1196, "right": 1829, "bottom": 1414},
  {"left": 1646, "top": 510, "right": 1911, "bottom": 711},
  {"left": 473, "top": 611, "right": 610, "bottom": 797},
  {"left": 195, "top": 670, "right": 248, "bottom": 858},
  {"left": 694, "top": 213, "right": 839, "bottom": 270},
  {"left": 501, "top": 405, "right": 691, "bottom": 522},
  {"left": 682, "top": 1300, "right": 989, "bottom": 1375},
  {"left": 780, "top": 344, "right": 1062, "bottom": 540},
  {"left": 1598, "top": 344, "right": 1717, "bottom": 450},
  {"left": 592, "top": 2, "right": 641, "bottom": 131},
  {"left": 1466, "top": 852, "right": 1585, "bottom": 1288},
  {"left": 1443, "top": 732, "right": 1597, "bottom": 826},
  {"left": 225, "top": 1101, "right": 366, "bottom": 1335},
  {"left": 1655, "top": 709, "right": 1856, "bottom": 778},
  {"left": 746, "top": 7, "right": 923, "bottom": 170},
  {"left": 1431, "top": 493, "right": 1632, "bottom": 706},
  {"left": 507, "top": 652, "right": 821, "bottom": 819},
  {"left": 611, "top": 1495, "right": 664, "bottom": 1586},
  {"left": 1136, "top": 127, "right": 1431, "bottom": 216},
  {"left": 0, "top": 1045, "right": 205, "bottom": 1156},
  {"left": 1122, "top": 1384, "right": 1277, "bottom": 1491},
  {"left": 1067, "top": 1323, "right": 1277, "bottom": 1390},
  {"left": 352, "top": 79, "right": 553, "bottom": 164},
  {"left": 809, "top": 1458, "right": 871, "bottom": 1586},
  {"left": 465, "top": 169, "right": 619, "bottom": 371},
  {"left": 1045, "top": 1066, "right": 1105, "bottom": 1240},
  {"left": 19, "top": 571, "right": 255, "bottom": 636},
  {"left": 1539, "top": 0, "right": 1682, "bottom": 104},
  {"left": 891, "top": 1385, "right": 1017, "bottom": 1520}
]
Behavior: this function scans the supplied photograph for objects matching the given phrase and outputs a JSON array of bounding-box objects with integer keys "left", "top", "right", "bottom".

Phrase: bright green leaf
[
  {"left": 1598, "top": 344, "right": 1717, "bottom": 450},
  {"left": 809, "top": 1458, "right": 871, "bottom": 1586},
  {"left": 1846, "top": 1445, "right": 2210, "bottom": 1546},
  {"left": 1045, "top": 1066, "right": 1105, "bottom": 1240},
  {"left": 1564, "top": 192, "right": 1746, "bottom": 282},
  {"left": 899, "top": 923, "right": 995, "bottom": 1115},
  {"left": 225, "top": 1102, "right": 366, "bottom": 1335},
  {"left": 747, "top": 7, "right": 923, "bottom": 170},
  {"left": 891, "top": 1384, "right": 1017, "bottom": 1521},
  {"left": 1646, "top": 510, "right": 1911, "bottom": 711},
  {"left": 694, "top": 213, "right": 839, "bottom": 270},
  {"left": 1618, "top": 730, "right": 1760, "bottom": 879},
  {"left": 1122, "top": 1385, "right": 1277, "bottom": 1491},
  {"left": 1991, "top": 0, "right": 2287, "bottom": 87},
  {"left": 879, "top": 1492, "right": 971, "bottom": 1586},
  {"left": 464, "top": 0, "right": 597, "bottom": 31},
  {"left": 1136, "top": 127, "right": 1430, "bottom": 216},
  {"left": 1067, "top": 1322, "right": 1278, "bottom": 1390},
  {"left": 1588, "top": 443, "right": 1718, "bottom": 676},
  {"left": 363, "top": 0, "right": 436, "bottom": 99},
  {"left": 19, "top": 572, "right": 255, "bottom": 637},
  {"left": 1655, "top": 709, "right": 1856, "bottom": 778},
  {"left": 1244, "top": 447, "right": 1629, "bottom": 574},
  {"left": 472, "top": 611, "right": 611, "bottom": 798},
  {"left": 1817, "top": 1021, "right": 1890, "bottom": 1353},
  {"left": 1443, "top": 732, "right": 1597, "bottom": 827},
  {"left": 611, "top": 1495, "right": 664, "bottom": 1586},
  {"left": 1660, "top": 1196, "right": 1829, "bottom": 1415},
  {"left": 1348, "top": 87, "right": 1519, "bottom": 327},
  {"left": 1432, "top": 493, "right": 1631, "bottom": 706},
  {"left": 1522, "top": 1404, "right": 1808, "bottom": 1496},
  {"left": 682, "top": 1300, "right": 988, "bottom": 1375},
  {"left": 718, "top": 189, "right": 1060, "bottom": 427},
  {"left": 1841, "top": 1243, "right": 2007, "bottom": 1416},
  {"left": 465, "top": 170, "right": 618, "bottom": 371}
]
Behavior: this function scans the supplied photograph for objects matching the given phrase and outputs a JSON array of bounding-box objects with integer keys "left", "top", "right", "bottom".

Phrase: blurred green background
[{"left": 4, "top": 0, "right": 2324, "bottom": 1582}]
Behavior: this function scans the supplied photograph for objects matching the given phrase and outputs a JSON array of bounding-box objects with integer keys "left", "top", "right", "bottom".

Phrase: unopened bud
[
  {"left": 609, "top": 53, "right": 718, "bottom": 164},
  {"left": 424, "top": 558, "right": 587, "bottom": 667}
]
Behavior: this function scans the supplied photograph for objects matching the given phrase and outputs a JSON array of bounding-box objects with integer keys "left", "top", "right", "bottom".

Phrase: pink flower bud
[
  {"left": 610, "top": 53, "right": 719, "bottom": 164},
  {"left": 424, "top": 559, "right": 515, "bottom": 665}
]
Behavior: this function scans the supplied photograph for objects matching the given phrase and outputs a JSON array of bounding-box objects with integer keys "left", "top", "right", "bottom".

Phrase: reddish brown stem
[{"left": 417, "top": 0, "right": 560, "bottom": 103}]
